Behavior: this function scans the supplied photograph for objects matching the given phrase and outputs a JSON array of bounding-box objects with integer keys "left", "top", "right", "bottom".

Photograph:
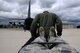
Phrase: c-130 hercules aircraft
[{"left": 23, "top": 0, "right": 33, "bottom": 30}]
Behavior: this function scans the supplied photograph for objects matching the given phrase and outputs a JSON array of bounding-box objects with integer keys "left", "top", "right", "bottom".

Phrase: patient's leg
[{"left": 39, "top": 27, "right": 46, "bottom": 42}]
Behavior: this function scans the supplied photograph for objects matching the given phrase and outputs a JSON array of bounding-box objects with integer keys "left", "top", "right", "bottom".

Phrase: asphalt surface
[{"left": 0, "top": 28, "right": 80, "bottom": 53}]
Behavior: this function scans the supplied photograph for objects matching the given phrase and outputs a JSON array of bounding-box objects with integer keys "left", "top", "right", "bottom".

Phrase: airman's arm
[
  {"left": 55, "top": 15, "right": 63, "bottom": 36},
  {"left": 30, "top": 14, "right": 40, "bottom": 37}
]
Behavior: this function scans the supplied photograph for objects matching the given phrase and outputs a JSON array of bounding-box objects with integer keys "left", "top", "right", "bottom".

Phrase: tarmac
[{"left": 0, "top": 28, "right": 80, "bottom": 53}]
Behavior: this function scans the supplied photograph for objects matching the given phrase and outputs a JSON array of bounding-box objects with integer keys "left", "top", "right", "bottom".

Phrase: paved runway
[{"left": 0, "top": 28, "right": 80, "bottom": 53}]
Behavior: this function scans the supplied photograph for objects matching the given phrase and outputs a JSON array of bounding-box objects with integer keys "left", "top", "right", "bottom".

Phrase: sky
[{"left": 0, "top": 0, "right": 80, "bottom": 24}]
